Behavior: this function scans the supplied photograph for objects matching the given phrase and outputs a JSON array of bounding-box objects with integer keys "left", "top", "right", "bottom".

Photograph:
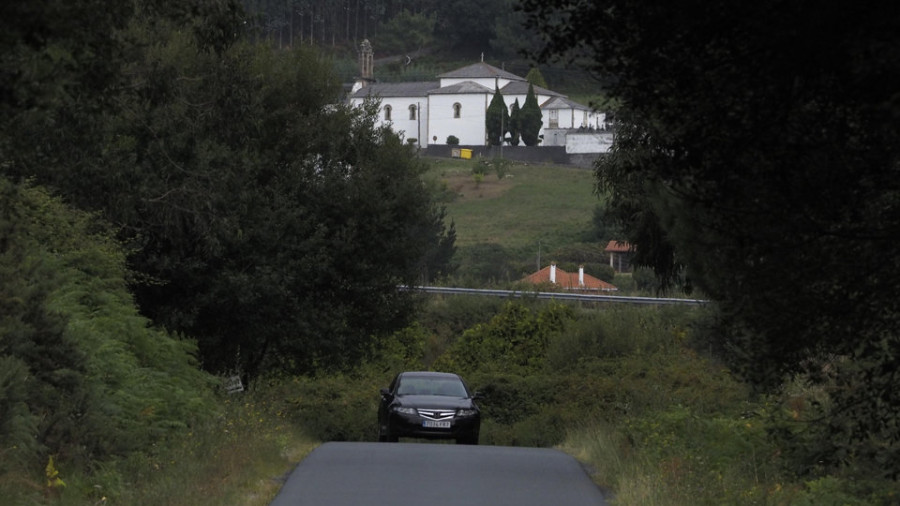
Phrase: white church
[{"left": 347, "top": 40, "right": 609, "bottom": 153}]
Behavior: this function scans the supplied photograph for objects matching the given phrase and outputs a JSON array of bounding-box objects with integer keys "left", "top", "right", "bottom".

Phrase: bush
[
  {"left": 447, "top": 135, "right": 460, "bottom": 145},
  {"left": 472, "top": 158, "right": 489, "bottom": 176},
  {"left": 417, "top": 295, "right": 506, "bottom": 365},
  {"left": 434, "top": 301, "right": 574, "bottom": 375},
  {"left": 284, "top": 374, "right": 380, "bottom": 442}
]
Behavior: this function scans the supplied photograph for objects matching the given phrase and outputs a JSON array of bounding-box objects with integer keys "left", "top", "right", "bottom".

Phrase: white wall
[
  {"left": 427, "top": 93, "right": 489, "bottom": 145},
  {"left": 543, "top": 128, "right": 567, "bottom": 146},
  {"left": 566, "top": 132, "right": 614, "bottom": 153},
  {"left": 350, "top": 95, "right": 430, "bottom": 147},
  {"left": 589, "top": 111, "right": 608, "bottom": 130}
]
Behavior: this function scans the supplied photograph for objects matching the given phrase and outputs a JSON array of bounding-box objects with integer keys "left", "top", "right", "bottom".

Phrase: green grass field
[{"left": 424, "top": 157, "right": 600, "bottom": 257}]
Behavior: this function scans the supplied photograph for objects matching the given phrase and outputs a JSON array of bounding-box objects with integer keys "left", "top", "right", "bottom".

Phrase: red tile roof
[
  {"left": 521, "top": 265, "right": 617, "bottom": 292},
  {"left": 604, "top": 240, "right": 632, "bottom": 253}
]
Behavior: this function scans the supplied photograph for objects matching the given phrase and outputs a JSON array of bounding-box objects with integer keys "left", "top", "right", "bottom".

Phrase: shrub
[
  {"left": 472, "top": 158, "right": 489, "bottom": 176},
  {"left": 434, "top": 301, "right": 573, "bottom": 375},
  {"left": 0, "top": 179, "right": 217, "bottom": 498},
  {"left": 447, "top": 135, "right": 460, "bottom": 145},
  {"left": 284, "top": 374, "right": 380, "bottom": 442}
]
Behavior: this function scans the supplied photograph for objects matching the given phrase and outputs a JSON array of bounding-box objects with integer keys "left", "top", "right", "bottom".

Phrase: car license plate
[{"left": 422, "top": 420, "right": 451, "bottom": 428}]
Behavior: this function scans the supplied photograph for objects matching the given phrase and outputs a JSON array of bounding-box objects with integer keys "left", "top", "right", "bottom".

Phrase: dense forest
[{"left": 239, "top": 0, "right": 539, "bottom": 62}]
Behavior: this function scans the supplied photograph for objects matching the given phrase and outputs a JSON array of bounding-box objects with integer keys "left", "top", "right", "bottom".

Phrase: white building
[{"left": 347, "top": 41, "right": 607, "bottom": 150}]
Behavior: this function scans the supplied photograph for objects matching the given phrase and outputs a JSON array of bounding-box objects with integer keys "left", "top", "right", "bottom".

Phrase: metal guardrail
[{"left": 401, "top": 286, "right": 708, "bottom": 306}]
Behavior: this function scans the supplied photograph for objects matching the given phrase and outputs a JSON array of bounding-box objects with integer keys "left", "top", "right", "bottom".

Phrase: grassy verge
[
  {"left": 105, "top": 393, "right": 317, "bottom": 506},
  {"left": 9, "top": 389, "right": 318, "bottom": 506}
]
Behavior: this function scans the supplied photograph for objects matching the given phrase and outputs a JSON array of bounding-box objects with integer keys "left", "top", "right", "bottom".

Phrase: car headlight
[
  {"left": 393, "top": 406, "right": 417, "bottom": 415},
  {"left": 457, "top": 409, "right": 478, "bottom": 417}
]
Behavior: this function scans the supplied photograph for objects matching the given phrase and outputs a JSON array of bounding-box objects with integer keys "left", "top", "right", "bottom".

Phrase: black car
[{"left": 378, "top": 371, "right": 482, "bottom": 445}]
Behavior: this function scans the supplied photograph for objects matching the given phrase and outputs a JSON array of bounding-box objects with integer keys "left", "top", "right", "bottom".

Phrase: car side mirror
[
  {"left": 380, "top": 388, "right": 392, "bottom": 398},
  {"left": 472, "top": 391, "right": 484, "bottom": 400}
]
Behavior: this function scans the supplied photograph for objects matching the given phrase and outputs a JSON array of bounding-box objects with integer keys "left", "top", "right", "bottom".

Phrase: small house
[
  {"left": 605, "top": 240, "right": 633, "bottom": 273},
  {"left": 520, "top": 263, "right": 617, "bottom": 292}
]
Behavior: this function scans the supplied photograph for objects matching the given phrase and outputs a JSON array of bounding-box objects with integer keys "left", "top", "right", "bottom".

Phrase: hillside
[
  {"left": 427, "top": 158, "right": 598, "bottom": 250},
  {"left": 424, "top": 157, "right": 608, "bottom": 286}
]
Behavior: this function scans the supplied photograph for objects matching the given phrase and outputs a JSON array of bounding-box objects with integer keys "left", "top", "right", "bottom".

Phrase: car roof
[{"left": 398, "top": 371, "right": 461, "bottom": 380}]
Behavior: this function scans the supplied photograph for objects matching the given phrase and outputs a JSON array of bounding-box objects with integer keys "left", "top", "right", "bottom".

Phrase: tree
[
  {"left": 519, "top": 83, "right": 543, "bottom": 146},
  {"left": 486, "top": 86, "right": 509, "bottom": 146},
  {"left": 521, "top": 0, "right": 900, "bottom": 478},
  {"left": 508, "top": 98, "right": 522, "bottom": 146},
  {"left": 434, "top": 0, "right": 509, "bottom": 54},
  {"left": 525, "top": 67, "right": 548, "bottom": 89},
  {"left": 2, "top": 3, "right": 454, "bottom": 380},
  {"left": 113, "top": 37, "right": 455, "bottom": 378},
  {"left": 490, "top": 6, "right": 542, "bottom": 60},
  {"left": 376, "top": 9, "right": 435, "bottom": 55}
]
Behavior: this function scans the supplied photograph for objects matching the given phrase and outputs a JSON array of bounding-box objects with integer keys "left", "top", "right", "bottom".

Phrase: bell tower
[{"left": 359, "top": 39, "right": 374, "bottom": 81}]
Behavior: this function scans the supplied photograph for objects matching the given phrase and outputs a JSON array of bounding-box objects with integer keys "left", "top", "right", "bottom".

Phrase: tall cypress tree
[
  {"left": 486, "top": 86, "right": 509, "bottom": 146},
  {"left": 509, "top": 98, "right": 522, "bottom": 146},
  {"left": 520, "top": 83, "right": 543, "bottom": 146}
]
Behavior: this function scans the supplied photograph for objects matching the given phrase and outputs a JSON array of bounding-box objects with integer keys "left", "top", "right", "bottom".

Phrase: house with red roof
[
  {"left": 520, "top": 263, "right": 617, "bottom": 292},
  {"left": 605, "top": 240, "right": 633, "bottom": 273}
]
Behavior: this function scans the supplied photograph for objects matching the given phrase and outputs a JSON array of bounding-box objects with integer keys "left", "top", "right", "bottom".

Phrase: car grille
[{"left": 417, "top": 409, "right": 455, "bottom": 421}]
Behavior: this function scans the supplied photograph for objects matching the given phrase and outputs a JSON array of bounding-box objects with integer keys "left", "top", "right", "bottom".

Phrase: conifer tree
[
  {"left": 520, "top": 83, "right": 543, "bottom": 146},
  {"left": 486, "top": 86, "right": 509, "bottom": 145},
  {"left": 509, "top": 99, "right": 522, "bottom": 146}
]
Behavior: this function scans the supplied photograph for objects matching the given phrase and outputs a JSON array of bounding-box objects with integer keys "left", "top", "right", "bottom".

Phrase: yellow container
[{"left": 460, "top": 148, "right": 472, "bottom": 159}]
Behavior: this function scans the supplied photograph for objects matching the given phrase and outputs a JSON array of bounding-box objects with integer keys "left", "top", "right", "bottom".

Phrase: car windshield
[{"left": 396, "top": 377, "right": 468, "bottom": 397}]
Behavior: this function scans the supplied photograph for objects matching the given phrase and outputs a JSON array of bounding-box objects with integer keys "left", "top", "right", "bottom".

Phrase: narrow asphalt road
[{"left": 269, "top": 442, "right": 608, "bottom": 506}]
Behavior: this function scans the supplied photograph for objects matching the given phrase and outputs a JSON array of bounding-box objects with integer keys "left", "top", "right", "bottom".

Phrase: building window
[
  {"left": 409, "top": 104, "right": 417, "bottom": 120},
  {"left": 549, "top": 109, "right": 559, "bottom": 128},
  {"left": 453, "top": 103, "right": 461, "bottom": 119},
  {"left": 384, "top": 105, "right": 392, "bottom": 121}
]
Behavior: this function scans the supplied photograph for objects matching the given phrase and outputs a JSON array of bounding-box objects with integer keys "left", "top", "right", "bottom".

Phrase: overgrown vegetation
[
  {"left": 0, "top": 180, "right": 216, "bottom": 503},
  {"left": 247, "top": 296, "right": 898, "bottom": 504}
]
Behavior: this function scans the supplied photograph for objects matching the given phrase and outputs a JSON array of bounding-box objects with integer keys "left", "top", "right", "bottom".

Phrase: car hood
[{"left": 395, "top": 395, "right": 476, "bottom": 410}]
